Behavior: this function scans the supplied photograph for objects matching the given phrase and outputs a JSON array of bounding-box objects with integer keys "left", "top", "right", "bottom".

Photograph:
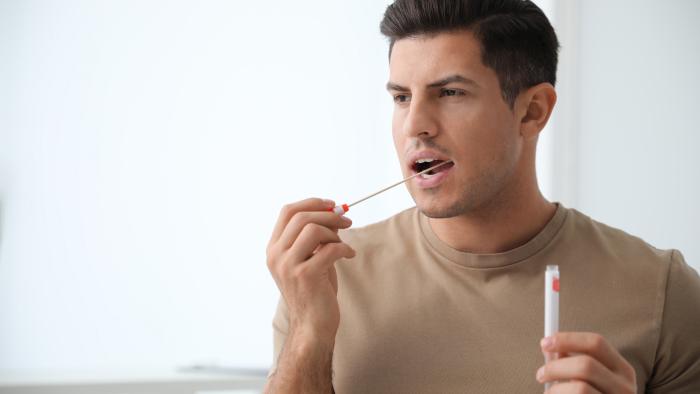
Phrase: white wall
[
  {"left": 0, "top": 0, "right": 400, "bottom": 371},
  {"left": 566, "top": 0, "right": 700, "bottom": 269}
]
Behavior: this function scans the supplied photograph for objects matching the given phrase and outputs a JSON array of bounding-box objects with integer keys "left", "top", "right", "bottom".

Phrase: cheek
[
  {"left": 477, "top": 127, "right": 517, "bottom": 163},
  {"left": 446, "top": 111, "right": 517, "bottom": 170},
  {"left": 477, "top": 128, "right": 521, "bottom": 179},
  {"left": 440, "top": 106, "right": 490, "bottom": 148}
]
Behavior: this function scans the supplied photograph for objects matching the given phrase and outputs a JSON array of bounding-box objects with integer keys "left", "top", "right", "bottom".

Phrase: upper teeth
[{"left": 415, "top": 158, "right": 437, "bottom": 164}]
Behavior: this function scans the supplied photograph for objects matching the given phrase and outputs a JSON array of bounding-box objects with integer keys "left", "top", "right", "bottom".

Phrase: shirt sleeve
[
  {"left": 268, "top": 295, "right": 290, "bottom": 378},
  {"left": 647, "top": 249, "right": 700, "bottom": 392}
]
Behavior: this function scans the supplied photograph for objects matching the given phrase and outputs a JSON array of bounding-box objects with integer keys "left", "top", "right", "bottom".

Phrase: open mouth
[{"left": 412, "top": 158, "right": 455, "bottom": 178}]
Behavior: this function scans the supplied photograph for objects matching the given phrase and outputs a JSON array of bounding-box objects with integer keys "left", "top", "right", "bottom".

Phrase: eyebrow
[{"left": 385, "top": 74, "right": 479, "bottom": 92}]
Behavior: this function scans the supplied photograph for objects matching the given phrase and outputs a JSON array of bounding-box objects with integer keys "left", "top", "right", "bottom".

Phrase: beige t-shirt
[{"left": 271, "top": 204, "right": 700, "bottom": 393}]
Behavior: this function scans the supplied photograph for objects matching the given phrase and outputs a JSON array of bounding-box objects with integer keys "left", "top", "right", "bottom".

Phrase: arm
[
  {"left": 264, "top": 198, "right": 355, "bottom": 393},
  {"left": 265, "top": 331, "right": 335, "bottom": 394},
  {"left": 645, "top": 250, "right": 700, "bottom": 393}
]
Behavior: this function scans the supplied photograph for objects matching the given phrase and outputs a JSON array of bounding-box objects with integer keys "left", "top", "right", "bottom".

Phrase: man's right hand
[{"left": 266, "top": 198, "right": 356, "bottom": 345}]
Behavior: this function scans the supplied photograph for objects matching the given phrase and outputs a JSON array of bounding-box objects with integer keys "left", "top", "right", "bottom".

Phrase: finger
[
  {"left": 303, "top": 242, "right": 356, "bottom": 276},
  {"left": 541, "top": 348, "right": 571, "bottom": 364},
  {"left": 546, "top": 380, "right": 602, "bottom": 394},
  {"left": 541, "top": 332, "right": 628, "bottom": 374},
  {"left": 537, "top": 354, "right": 619, "bottom": 394},
  {"left": 542, "top": 348, "right": 571, "bottom": 358},
  {"left": 278, "top": 210, "right": 352, "bottom": 251},
  {"left": 269, "top": 198, "right": 335, "bottom": 244},
  {"left": 288, "top": 223, "right": 343, "bottom": 262}
]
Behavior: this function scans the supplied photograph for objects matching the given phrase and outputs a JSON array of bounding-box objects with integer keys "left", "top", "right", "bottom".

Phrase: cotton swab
[{"left": 328, "top": 160, "right": 454, "bottom": 215}]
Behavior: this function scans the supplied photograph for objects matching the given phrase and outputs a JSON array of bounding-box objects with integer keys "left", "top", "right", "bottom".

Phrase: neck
[{"left": 427, "top": 185, "right": 556, "bottom": 254}]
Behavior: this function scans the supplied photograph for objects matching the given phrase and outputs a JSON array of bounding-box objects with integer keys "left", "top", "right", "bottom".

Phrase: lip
[
  {"left": 413, "top": 164, "right": 454, "bottom": 189},
  {"left": 406, "top": 150, "right": 454, "bottom": 189},
  {"left": 407, "top": 150, "right": 452, "bottom": 171}
]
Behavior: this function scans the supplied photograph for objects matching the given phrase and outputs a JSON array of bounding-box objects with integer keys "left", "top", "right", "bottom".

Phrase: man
[{"left": 264, "top": 0, "right": 700, "bottom": 392}]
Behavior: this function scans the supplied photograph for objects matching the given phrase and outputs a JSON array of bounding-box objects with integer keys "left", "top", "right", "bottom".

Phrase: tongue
[{"left": 429, "top": 161, "right": 453, "bottom": 174}]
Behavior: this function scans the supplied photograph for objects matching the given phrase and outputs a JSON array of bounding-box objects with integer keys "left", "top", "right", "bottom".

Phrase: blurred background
[{"left": 1, "top": 0, "right": 698, "bottom": 392}]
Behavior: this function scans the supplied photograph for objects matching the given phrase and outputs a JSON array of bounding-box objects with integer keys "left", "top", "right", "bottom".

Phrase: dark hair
[{"left": 380, "top": 0, "right": 559, "bottom": 107}]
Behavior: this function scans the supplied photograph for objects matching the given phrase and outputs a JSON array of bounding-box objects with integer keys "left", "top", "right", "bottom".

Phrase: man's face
[{"left": 388, "top": 30, "right": 524, "bottom": 218}]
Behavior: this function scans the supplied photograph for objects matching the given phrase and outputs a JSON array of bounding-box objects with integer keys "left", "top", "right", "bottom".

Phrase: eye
[
  {"left": 393, "top": 94, "right": 411, "bottom": 104},
  {"left": 439, "top": 88, "right": 464, "bottom": 97}
]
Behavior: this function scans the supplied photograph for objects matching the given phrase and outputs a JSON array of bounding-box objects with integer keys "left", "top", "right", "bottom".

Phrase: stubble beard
[{"left": 414, "top": 163, "right": 515, "bottom": 219}]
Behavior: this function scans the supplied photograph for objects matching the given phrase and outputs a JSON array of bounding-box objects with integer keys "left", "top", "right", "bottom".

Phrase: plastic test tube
[{"left": 544, "top": 264, "right": 560, "bottom": 390}]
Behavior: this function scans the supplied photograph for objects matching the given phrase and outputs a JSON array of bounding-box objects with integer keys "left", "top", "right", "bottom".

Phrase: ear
[{"left": 516, "top": 83, "right": 557, "bottom": 140}]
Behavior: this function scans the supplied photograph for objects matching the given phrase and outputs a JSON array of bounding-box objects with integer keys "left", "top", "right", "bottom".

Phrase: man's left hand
[{"left": 536, "top": 332, "right": 637, "bottom": 393}]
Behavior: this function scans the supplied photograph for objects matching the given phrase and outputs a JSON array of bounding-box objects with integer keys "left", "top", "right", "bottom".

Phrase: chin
[{"left": 414, "top": 195, "right": 467, "bottom": 219}]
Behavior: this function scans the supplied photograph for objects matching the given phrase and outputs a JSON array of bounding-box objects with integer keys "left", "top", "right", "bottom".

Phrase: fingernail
[
  {"left": 323, "top": 199, "right": 335, "bottom": 207},
  {"left": 341, "top": 216, "right": 352, "bottom": 224},
  {"left": 536, "top": 366, "right": 544, "bottom": 381},
  {"left": 541, "top": 337, "right": 553, "bottom": 350}
]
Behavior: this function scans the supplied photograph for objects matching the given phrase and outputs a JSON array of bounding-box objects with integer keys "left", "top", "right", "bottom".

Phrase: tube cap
[{"left": 331, "top": 204, "right": 349, "bottom": 215}]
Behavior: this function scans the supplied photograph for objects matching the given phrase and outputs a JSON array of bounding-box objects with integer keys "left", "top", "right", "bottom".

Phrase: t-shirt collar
[{"left": 418, "top": 203, "right": 569, "bottom": 269}]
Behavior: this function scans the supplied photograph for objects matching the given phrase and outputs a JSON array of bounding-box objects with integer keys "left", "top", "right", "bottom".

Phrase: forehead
[{"left": 389, "top": 30, "right": 492, "bottom": 85}]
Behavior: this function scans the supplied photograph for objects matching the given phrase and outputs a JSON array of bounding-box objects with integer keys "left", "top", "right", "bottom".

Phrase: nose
[{"left": 402, "top": 98, "right": 438, "bottom": 139}]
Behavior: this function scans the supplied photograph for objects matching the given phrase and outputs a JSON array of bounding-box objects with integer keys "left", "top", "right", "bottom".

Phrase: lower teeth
[{"left": 420, "top": 172, "right": 436, "bottom": 179}]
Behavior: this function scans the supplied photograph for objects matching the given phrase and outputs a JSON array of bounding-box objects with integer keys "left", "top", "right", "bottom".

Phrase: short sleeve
[
  {"left": 647, "top": 250, "right": 700, "bottom": 392},
  {"left": 268, "top": 296, "right": 290, "bottom": 378}
]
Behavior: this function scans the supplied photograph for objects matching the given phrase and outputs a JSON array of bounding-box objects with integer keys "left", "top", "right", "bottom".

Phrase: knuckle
[
  {"left": 265, "top": 243, "right": 278, "bottom": 260},
  {"left": 273, "top": 266, "right": 286, "bottom": 282},
  {"left": 314, "top": 241, "right": 333, "bottom": 252},
  {"left": 329, "top": 241, "right": 344, "bottom": 251},
  {"left": 270, "top": 256, "right": 284, "bottom": 275},
  {"left": 266, "top": 249, "right": 282, "bottom": 272},
  {"left": 311, "top": 242, "right": 351, "bottom": 263},
  {"left": 299, "top": 212, "right": 317, "bottom": 228},
  {"left": 273, "top": 253, "right": 289, "bottom": 271},
  {"left": 293, "top": 263, "right": 316, "bottom": 283},
  {"left": 291, "top": 264, "right": 308, "bottom": 279},
  {"left": 302, "top": 222, "right": 323, "bottom": 238},
  {"left": 297, "top": 211, "right": 312, "bottom": 222},
  {"left": 279, "top": 203, "right": 293, "bottom": 218},
  {"left": 590, "top": 333, "right": 606, "bottom": 352},
  {"left": 333, "top": 243, "right": 353, "bottom": 258},
  {"left": 328, "top": 231, "right": 341, "bottom": 243},
  {"left": 621, "top": 365, "right": 637, "bottom": 392},
  {"left": 268, "top": 262, "right": 281, "bottom": 280},
  {"left": 269, "top": 243, "right": 287, "bottom": 262},
  {"left": 579, "top": 357, "right": 596, "bottom": 376},
  {"left": 318, "top": 242, "right": 341, "bottom": 257},
  {"left": 342, "top": 243, "right": 354, "bottom": 255},
  {"left": 288, "top": 212, "right": 304, "bottom": 228}
]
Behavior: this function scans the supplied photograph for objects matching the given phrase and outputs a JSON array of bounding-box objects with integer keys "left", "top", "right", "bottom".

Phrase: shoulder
[{"left": 563, "top": 207, "right": 675, "bottom": 269}]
